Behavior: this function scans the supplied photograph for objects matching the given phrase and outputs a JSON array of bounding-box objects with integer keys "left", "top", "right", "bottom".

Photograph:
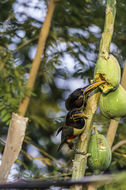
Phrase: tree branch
[
  {"left": 112, "top": 140, "right": 126, "bottom": 152},
  {"left": 13, "top": 36, "right": 38, "bottom": 52},
  {"left": 18, "top": 0, "right": 56, "bottom": 116}
]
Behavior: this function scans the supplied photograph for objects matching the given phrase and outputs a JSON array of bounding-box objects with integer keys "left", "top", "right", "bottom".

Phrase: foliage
[{"left": 0, "top": 47, "right": 27, "bottom": 124}]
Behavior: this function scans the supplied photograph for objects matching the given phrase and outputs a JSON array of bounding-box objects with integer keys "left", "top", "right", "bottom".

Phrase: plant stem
[
  {"left": 112, "top": 140, "right": 126, "bottom": 152},
  {"left": 13, "top": 36, "right": 38, "bottom": 52},
  {"left": 99, "top": 0, "right": 116, "bottom": 58},
  {"left": 71, "top": 92, "right": 101, "bottom": 190}
]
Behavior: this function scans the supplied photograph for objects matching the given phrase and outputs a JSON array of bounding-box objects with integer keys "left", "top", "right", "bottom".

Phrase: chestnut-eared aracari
[
  {"left": 65, "top": 80, "right": 105, "bottom": 111},
  {"left": 57, "top": 110, "right": 87, "bottom": 153}
]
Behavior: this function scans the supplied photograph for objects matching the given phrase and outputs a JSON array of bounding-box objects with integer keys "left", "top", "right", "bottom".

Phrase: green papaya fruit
[
  {"left": 88, "top": 131, "right": 111, "bottom": 174},
  {"left": 94, "top": 54, "right": 121, "bottom": 94},
  {"left": 99, "top": 85, "right": 126, "bottom": 119}
]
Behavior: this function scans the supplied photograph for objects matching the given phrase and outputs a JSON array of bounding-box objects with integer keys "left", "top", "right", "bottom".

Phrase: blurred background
[{"left": 0, "top": 0, "right": 126, "bottom": 186}]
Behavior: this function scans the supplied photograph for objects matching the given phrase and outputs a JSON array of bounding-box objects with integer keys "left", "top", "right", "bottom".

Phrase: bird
[
  {"left": 57, "top": 109, "right": 87, "bottom": 153},
  {"left": 65, "top": 80, "right": 105, "bottom": 111}
]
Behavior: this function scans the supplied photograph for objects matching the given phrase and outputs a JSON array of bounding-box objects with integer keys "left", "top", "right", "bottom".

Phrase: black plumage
[
  {"left": 65, "top": 87, "right": 87, "bottom": 111},
  {"left": 57, "top": 110, "right": 85, "bottom": 151},
  {"left": 65, "top": 81, "right": 105, "bottom": 111}
]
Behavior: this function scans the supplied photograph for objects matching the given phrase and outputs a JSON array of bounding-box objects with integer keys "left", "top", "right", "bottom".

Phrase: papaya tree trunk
[{"left": 71, "top": 0, "right": 116, "bottom": 190}]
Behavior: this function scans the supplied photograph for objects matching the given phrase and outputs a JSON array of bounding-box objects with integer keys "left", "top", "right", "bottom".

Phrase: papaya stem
[
  {"left": 93, "top": 126, "right": 98, "bottom": 135},
  {"left": 99, "top": 0, "right": 116, "bottom": 58}
]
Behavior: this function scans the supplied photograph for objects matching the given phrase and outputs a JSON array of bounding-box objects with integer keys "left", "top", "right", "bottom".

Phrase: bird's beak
[{"left": 84, "top": 80, "right": 105, "bottom": 95}]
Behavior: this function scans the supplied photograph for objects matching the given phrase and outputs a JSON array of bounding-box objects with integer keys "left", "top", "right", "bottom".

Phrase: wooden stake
[{"left": 0, "top": 113, "right": 28, "bottom": 183}]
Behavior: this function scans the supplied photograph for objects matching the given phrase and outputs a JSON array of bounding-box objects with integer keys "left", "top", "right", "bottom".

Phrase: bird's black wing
[
  {"left": 57, "top": 127, "right": 74, "bottom": 151},
  {"left": 61, "top": 126, "right": 74, "bottom": 141}
]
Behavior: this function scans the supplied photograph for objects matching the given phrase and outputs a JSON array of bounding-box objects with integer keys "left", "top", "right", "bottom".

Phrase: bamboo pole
[{"left": 18, "top": 0, "right": 56, "bottom": 116}]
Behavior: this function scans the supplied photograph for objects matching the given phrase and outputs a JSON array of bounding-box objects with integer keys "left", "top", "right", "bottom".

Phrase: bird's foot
[
  {"left": 72, "top": 147, "right": 87, "bottom": 155},
  {"left": 72, "top": 112, "right": 88, "bottom": 121}
]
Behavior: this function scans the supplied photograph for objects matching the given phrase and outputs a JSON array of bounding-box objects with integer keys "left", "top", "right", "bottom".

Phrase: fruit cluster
[
  {"left": 87, "top": 54, "right": 126, "bottom": 174},
  {"left": 94, "top": 54, "right": 126, "bottom": 120},
  {"left": 57, "top": 54, "right": 125, "bottom": 173}
]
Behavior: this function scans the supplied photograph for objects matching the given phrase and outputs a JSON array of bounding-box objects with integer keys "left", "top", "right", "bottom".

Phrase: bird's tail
[
  {"left": 56, "top": 126, "right": 63, "bottom": 136},
  {"left": 57, "top": 140, "right": 66, "bottom": 152}
]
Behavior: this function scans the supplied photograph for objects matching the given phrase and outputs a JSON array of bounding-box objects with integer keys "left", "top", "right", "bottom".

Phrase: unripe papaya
[
  {"left": 88, "top": 131, "right": 111, "bottom": 174},
  {"left": 99, "top": 85, "right": 126, "bottom": 120},
  {"left": 94, "top": 54, "right": 121, "bottom": 94}
]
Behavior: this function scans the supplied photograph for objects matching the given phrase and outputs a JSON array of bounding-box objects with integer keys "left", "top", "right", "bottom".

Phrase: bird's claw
[
  {"left": 73, "top": 148, "right": 87, "bottom": 155},
  {"left": 72, "top": 113, "right": 88, "bottom": 121}
]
